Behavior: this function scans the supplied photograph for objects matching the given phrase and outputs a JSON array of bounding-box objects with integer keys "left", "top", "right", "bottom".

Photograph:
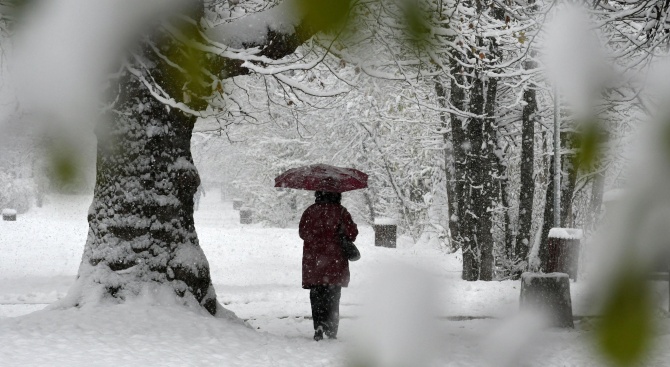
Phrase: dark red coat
[{"left": 299, "top": 203, "right": 358, "bottom": 288}]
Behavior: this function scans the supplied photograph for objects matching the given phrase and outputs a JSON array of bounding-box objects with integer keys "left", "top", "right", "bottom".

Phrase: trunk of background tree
[
  {"left": 539, "top": 157, "right": 556, "bottom": 271},
  {"left": 456, "top": 71, "right": 482, "bottom": 281},
  {"left": 447, "top": 50, "right": 469, "bottom": 263},
  {"left": 448, "top": 36, "right": 502, "bottom": 280},
  {"left": 587, "top": 126, "right": 608, "bottom": 229},
  {"left": 479, "top": 68, "right": 501, "bottom": 281},
  {"left": 588, "top": 168, "right": 605, "bottom": 229},
  {"left": 514, "top": 77, "right": 537, "bottom": 263},
  {"left": 539, "top": 132, "right": 577, "bottom": 270},
  {"left": 560, "top": 132, "right": 578, "bottom": 227},
  {"left": 462, "top": 71, "right": 488, "bottom": 281},
  {"left": 446, "top": 50, "right": 483, "bottom": 279},
  {"left": 435, "top": 79, "right": 459, "bottom": 250},
  {"left": 500, "top": 170, "right": 513, "bottom": 259}
]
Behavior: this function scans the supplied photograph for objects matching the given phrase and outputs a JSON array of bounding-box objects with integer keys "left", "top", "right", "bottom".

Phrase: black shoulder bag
[{"left": 339, "top": 208, "right": 361, "bottom": 262}]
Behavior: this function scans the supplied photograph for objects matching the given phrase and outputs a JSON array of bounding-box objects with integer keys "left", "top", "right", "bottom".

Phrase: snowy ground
[{"left": 1, "top": 192, "right": 669, "bottom": 366}]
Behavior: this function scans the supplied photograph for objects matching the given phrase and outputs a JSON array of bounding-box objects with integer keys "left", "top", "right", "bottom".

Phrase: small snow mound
[
  {"left": 2, "top": 208, "right": 17, "bottom": 216},
  {"left": 374, "top": 217, "right": 397, "bottom": 225},
  {"left": 548, "top": 227, "right": 583, "bottom": 240}
]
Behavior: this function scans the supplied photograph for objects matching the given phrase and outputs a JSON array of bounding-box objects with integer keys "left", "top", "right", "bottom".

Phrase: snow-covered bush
[{"left": 0, "top": 173, "right": 35, "bottom": 214}]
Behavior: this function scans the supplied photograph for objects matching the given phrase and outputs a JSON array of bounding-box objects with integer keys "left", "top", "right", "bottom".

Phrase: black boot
[{"left": 314, "top": 326, "right": 324, "bottom": 341}]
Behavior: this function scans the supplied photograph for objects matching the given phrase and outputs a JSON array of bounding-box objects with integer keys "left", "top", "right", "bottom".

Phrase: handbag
[{"left": 339, "top": 208, "right": 361, "bottom": 262}]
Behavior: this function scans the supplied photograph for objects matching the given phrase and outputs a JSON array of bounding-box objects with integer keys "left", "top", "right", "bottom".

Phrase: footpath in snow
[
  {"left": 1, "top": 193, "right": 670, "bottom": 366},
  {"left": 0, "top": 192, "right": 595, "bottom": 321}
]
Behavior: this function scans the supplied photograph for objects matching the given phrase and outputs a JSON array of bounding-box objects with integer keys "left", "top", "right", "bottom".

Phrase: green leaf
[
  {"left": 518, "top": 31, "right": 526, "bottom": 44},
  {"left": 296, "top": 0, "right": 353, "bottom": 34},
  {"left": 596, "top": 271, "right": 654, "bottom": 366},
  {"left": 52, "top": 153, "right": 77, "bottom": 185},
  {"left": 573, "top": 119, "right": 603, "bottom": 173},
  {"left": 401, "top": 0, "right": 432, "bottom": 52},
  {"left": 46, "top": 141, "right": 82, "bottom": 192}
]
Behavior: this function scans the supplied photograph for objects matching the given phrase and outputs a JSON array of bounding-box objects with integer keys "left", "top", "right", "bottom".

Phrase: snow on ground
[{"left": 1, "top": 192, "right": 670, "bottom": 366}]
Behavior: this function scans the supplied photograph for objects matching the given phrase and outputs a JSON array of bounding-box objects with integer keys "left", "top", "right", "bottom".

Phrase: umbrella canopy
[{"left": 274, "top": 164, "right": 368, "bottom": 193}]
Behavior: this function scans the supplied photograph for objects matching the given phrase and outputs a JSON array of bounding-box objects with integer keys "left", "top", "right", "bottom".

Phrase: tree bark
[
  {"left": 539, "top": 157, "right": 556, "bottom": 271},
  {"left": 435, "top": 79, "right": 459, "bottom": 250},
  {"left": 447, "top": 47, "right": 469, "bottom": 260},
  {"left": 539, "top": 132, "right": 577, "bottom": 270},
  {"left": 588, "top": 169, "right": 605, "bottom": 229},
  {"left": 560, "top": 132, "right": 578, "bottom": 228},
  {"left": 478, "top": 69, "right": 501, "bottom": 281},
  {"left": 458, "top": 77, "right": 483, "bottom": 281},
  {"left": 514, "top": 76, "right": 537, "bottom": 263},
  {"left": 62, "top": 68, "right": 221, "bottom": 312}
]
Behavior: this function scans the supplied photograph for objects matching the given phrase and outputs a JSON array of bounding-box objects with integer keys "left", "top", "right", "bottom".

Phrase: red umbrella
[{"left": 274, "top": 164, "right": 368, "bottom": 193}]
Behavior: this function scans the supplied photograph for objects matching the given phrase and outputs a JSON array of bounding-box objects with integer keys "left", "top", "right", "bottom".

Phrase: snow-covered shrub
[{"left": 0, "top": 173, "right": 35, "bottom": 214}]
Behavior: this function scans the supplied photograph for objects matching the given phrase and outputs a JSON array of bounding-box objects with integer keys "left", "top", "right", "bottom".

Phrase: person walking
[{"left": 299, "top": 191, "right": 358, "bottom": 341}]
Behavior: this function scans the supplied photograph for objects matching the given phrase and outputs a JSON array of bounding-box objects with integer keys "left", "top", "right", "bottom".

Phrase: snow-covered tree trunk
[
  {"left": 460, "top": 71, "right": 488, "bottom": 281},
  {"left": 515, "top": 63, "right": 537, "bottom": 263},
  {"left": 479, "top": 71, "right": 502, "bottom": 281},
  {"left": 434, "top": 78, "right": 459, "bottom": 249},
  {"left": 56, "top": 0, "right": 327, "bottom": 315},
  {"left": 588, "top": 168, "right": 605, "bottom": 229},
  {"left": 57, "top": 2, "right": 223, "bottom": 310},
  {"left": 450, "top": 70, "right": 478, "bottom": 280},
  {"left": 560, "top": 132, "right": 578, "bottom": 228},
  {"left": 62, "top": 68, "right": 220, "bottom": 312},
  {"left": 538, "top": 156, "right": 556, "bottom": 271}
]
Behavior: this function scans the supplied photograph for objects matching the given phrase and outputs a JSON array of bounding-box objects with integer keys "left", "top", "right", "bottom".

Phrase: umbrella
[{"left": 274, "top": 164, "right": 368, "bottom": 193}]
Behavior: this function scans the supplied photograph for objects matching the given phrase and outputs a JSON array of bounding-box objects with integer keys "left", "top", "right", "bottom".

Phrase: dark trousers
[{"left": 309, "top": 285, "right": 341, "bottom": 337}]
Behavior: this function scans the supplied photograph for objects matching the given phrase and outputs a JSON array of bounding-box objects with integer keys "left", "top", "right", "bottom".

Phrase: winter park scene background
[{"left": 2, "top": 0, "right": 670, "bottom": 366}]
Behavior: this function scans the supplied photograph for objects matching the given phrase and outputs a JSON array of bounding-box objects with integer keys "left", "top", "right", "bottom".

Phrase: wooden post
[
  {"left": 520, "top": 272, "right": 574, "bottom": 328},
  {"left": 545, "top": 228, "right": 582, "bottom": 280},
  {"left": 374, "top": 218, "right": 397, "bottom": 248},
  {"left": 240, "top": 207, "right": 252, "bottom": 224},
  {"left": 233, "top": 199, "right": 243, "bottom": 210},
  {"left": 2, "top": 209, "right": 17, "bottom": 221}
]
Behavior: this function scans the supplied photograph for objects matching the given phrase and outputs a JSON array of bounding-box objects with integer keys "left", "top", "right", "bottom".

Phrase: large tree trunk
[
  {"left": 57, "top": 1, "right": 321, "bottom": 315},
  {"left": 62, "top": 70, "right": 219, "bottom": 313},
  {"left": 56, "top": 3, "right": 222, "bottom": 313}
]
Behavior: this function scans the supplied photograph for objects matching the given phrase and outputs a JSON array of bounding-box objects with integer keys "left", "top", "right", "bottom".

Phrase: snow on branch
[{"left": 205, "top": 0, "right": 310, "bottom": 63}]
